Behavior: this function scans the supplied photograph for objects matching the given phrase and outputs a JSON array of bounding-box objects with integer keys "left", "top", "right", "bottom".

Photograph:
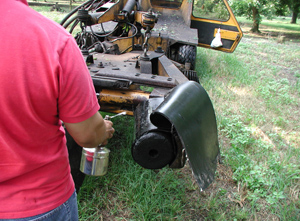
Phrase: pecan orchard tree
[
  {"left": 230, "top": 0, "right": 278, "bottom": 33},
  {"left": 278, "top": 0, "right": 300, "bottom": 23}
]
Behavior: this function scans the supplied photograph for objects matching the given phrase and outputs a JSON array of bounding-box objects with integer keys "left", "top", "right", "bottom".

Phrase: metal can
[{"left": 80, "top": 146, "right": 110, "bottom": 176}]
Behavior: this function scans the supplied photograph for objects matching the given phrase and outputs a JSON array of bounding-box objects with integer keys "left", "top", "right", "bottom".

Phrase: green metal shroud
[{"left": 150, "top": 81, "right": 220, "bottom": 190}]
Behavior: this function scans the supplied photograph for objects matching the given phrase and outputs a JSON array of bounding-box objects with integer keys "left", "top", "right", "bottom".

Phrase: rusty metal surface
[
  {"left": 158, "top": 56, "right": 188, "bottom": 84},
  {"left": 98, "top": 89, "right": 150, "bottom": 106},
  {"left": 87, "top": 51, "right": 140, "bottom": 75},
  {"left": 92, "top": 76, "right": 132, "bottom": 89},
  {"left": 150, "top": 87, "right": 170, "bottom": 98},
  {"left": 95, "top": 71, "right": 176, "bottom": 88},
  {"left": 88, "top": 52, "right": 178, "bottom": 88},
  {"left": 153, "top": 12, "right": 198, "bottom": 45}
]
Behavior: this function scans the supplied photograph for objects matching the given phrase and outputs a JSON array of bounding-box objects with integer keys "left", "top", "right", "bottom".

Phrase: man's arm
[{"left": 64, "top": 112, "right": 115, "bottom": 148}]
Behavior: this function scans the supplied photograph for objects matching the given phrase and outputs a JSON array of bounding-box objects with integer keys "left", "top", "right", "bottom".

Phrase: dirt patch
[{"left": 182, "top": 154, "right": 241, "bottom": 218}]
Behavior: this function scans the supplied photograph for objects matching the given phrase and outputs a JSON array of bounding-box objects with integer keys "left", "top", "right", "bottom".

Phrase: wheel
[{"left": 177, "top": 45, "right": 197, "bottom": 70}]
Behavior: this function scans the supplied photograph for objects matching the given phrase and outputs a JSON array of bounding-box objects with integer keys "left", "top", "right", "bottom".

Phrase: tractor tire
[{"left": 177, "top": 45, "right": 197, "bottom": 70}]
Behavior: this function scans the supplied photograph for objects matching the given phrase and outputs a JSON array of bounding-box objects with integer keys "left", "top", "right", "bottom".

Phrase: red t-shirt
[{"left": 0, "top": 0, "right": 100, "bottom": 218}]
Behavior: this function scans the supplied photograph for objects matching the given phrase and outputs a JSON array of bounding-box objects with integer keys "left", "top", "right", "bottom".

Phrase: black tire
[{"left": 177, "top": 45, "right": 197, "bottom": 70}]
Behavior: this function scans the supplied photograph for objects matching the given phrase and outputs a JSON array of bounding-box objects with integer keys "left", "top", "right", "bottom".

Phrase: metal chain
[{"left": 142, "top": 27, "right": 151, "bottom": 57}]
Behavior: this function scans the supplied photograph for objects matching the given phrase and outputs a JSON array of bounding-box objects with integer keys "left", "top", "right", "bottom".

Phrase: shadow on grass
[{"left": 237, "top": 17, "right": 300, "bottom": 41}]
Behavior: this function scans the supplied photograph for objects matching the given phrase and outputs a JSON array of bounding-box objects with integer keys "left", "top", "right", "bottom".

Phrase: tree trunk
[
  {"left": 251, "top": 7, "right": 260, "bottom": 33},
  {"left": 291, "top": 11, "right": 297, "bottom": 24}
]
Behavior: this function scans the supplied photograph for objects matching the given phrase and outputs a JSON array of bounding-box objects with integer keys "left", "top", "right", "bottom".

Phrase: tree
[
  {"left": 230, "top": 0, "right": 277, "bottom": 33},
  {"left": 277, "top": 0, "right": 300, "bottom": 23}
]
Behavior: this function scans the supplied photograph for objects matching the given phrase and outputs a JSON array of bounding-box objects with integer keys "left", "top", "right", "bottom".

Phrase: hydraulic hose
[
  {"left": 122, "top": 0, "right": 137, "bottom": 15},
  {"left": 60, "top": 0, "right": 93, "bottom": 26},
  {"left": 62, "top": 15, "right": 78, "bottom": 29}
]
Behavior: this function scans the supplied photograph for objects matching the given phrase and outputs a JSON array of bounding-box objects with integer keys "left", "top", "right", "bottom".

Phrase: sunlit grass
[
  {"left": 30, "top": 6, "right": 69, "bottom": 23},
  {"left": 237, "top": 16, "right": 300, "bottom": 33}
]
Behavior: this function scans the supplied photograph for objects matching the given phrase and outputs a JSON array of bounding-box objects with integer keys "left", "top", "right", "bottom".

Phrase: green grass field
[
  {"left": 32, "top": 6, "right": 300, "bottom": 220},
  {"left": 196, "top": 32, "right": 300, "bottom": 220}
]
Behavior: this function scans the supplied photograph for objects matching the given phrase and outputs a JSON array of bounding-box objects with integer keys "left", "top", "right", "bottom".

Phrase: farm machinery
[{"left": 60, "top": 0, "right": 243, "bottom": 191}]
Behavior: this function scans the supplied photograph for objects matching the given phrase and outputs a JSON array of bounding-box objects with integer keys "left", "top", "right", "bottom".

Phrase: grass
[
  {"left": 236, "top": 16, "right": 300, "bottom": 42},
  {"left": 33, "top": 6, "right": 300, "bottom": 220},
  {"left": 237, "top": 16, "right": 300, "bottom": 32},
  {"left": 77, "top": 116, "right": 191, "bottom": 220},
  {"left": 195, "top": 22, "right": 300, "bottom": 219},
  {"left": 31, "top": 6, "right": 69, "bottom": 23}
]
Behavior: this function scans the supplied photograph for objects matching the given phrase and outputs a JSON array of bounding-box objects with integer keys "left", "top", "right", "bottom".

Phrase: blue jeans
[{"left": 0, "top": 191, "right": 78, "bottom": 221}]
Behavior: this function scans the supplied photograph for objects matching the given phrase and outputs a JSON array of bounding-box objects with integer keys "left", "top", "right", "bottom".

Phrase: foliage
[
  {"left": 275, "top": 1, "right": 290, "bottom": 16},
  {"left": 230, "top": 0, "right": 276, "bottom": 19},
  {"left": 278, "top": 0, "right": 300, "bottom": 13},
  {"left": 277, "top": 0, "right": 300, "bottom": 23},
  {"left": 193, "top": 0, "right": 230, "bottom": 20},
  {"left": 230, "top": 0, "right": 278, "bottom": 32}
]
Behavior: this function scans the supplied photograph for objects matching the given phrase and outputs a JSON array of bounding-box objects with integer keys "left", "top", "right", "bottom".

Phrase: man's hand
[
  {"left": 64, "top": 112, "right": 115, "bottom": 148},
  {"left": 100, "top": 120, "right": 115, "bottom": 146}
]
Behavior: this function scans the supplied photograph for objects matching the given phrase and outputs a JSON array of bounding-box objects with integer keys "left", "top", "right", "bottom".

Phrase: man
[{"left": 0, "top": 0, "right": 115, "bottom": 220}]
